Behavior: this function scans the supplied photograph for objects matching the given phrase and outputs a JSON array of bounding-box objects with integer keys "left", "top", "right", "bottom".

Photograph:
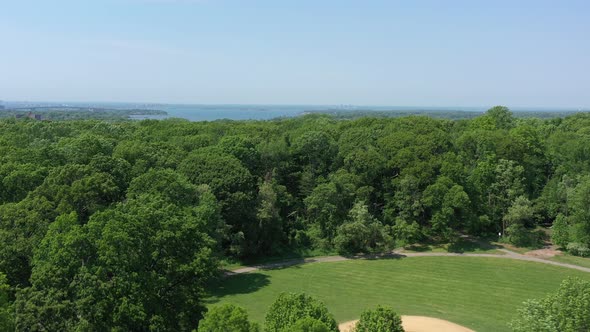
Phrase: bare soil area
[
  {"left": 524, "top": 248, "right": 562, "bottom": 258},
  {"left": 524, "top": 244, "right": 562, "bottom": 258},
  {"left": 338, "top": 316, "right": 475, "bottom": 332}
]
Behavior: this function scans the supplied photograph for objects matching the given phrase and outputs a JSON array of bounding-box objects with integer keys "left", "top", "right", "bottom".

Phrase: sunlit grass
[
  {"left": 208, "top": 256, "right": 590, "bottom": 332},
  {"left": 549, "top": 254, "right": 590, "bottom": 269}
]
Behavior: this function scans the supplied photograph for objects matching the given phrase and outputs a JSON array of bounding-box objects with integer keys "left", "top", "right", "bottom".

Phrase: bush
[
  {"left": 264, "top": 293, "right": 338, "bottom": 332},
  {"left": 354, "top": 306, "right": 404, "bottom": 332},
  {"left": 566, "top": 242, "right": 590, "bottom": 257},
  {"left": 198, "top": 304, "right": 259, "bottom": 332}
]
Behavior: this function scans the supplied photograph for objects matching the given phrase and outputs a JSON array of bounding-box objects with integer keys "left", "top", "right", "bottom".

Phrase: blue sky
[{"left": 1, "top": 0, "right": 589, "bottom": 107}]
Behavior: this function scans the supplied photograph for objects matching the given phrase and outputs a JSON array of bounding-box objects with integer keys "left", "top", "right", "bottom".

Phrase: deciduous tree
[
  {"left": 198, "top": 304, "right": 260, "bottom": 332},
  {"left": 264, "top": 293, "right": 338, "bottom": 332}
]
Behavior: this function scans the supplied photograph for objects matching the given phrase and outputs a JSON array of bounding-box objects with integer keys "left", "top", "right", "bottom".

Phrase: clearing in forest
[{"left": 208, "top": 256, "right": 590, "bottom": 332}]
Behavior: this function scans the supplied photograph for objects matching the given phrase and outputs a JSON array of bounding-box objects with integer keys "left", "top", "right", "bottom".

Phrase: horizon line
[{"left": 2, "top": 100, "right": 589, "bottom": 111}]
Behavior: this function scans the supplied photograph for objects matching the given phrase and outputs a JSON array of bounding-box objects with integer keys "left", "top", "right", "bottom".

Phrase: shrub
[
  {"left": 264, "top": 293, "right": 338, "bottom": 332},
  {"left": 354, "top": 306, "right": 404, "bottom": 332},
  {"left": 566, "top": 242, "right": 590, "bottom": 257}
]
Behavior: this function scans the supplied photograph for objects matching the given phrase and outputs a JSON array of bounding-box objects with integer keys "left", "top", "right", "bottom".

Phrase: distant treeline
[
  {"left": 0, "top": 107, "right": 167, "bottom": 120},
  {"left": 306, "top": 109, "right": 589, "bottom": 120}
]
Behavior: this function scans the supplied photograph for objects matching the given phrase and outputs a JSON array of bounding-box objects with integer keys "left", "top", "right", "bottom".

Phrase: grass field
[
  {"left": 550, "top": 254, "right": 590, "bottom": 269},
  {"left": 207, "top": 257, "right": 590, "bottom": 332}
]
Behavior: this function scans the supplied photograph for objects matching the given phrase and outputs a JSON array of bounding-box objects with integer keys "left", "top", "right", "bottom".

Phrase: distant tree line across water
[
  {"left": 306, "top": 109, "right": 589, "bottom": 120},
  {"left": 0, "top": 107, "right": 167, "bottom": 121},
  {"left": 1, "top": 106, "right": 590, "bottom": 330}
]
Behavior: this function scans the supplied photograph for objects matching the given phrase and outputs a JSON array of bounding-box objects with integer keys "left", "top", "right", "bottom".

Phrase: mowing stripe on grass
[{"left": 208, "top": 256, "right": 590, "bottom": 332}]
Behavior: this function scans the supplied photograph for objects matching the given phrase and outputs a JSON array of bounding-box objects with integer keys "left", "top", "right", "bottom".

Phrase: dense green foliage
[
  {"left": 211, "top": 257, "right": 590, "bottom": 332},
  {"left": 198, "top": 303, "right": 260, "bottom": 332},
  {"left": 15, "top": 192, "right": 220, "bottom": 331},
  {"left": 510, "top": 277, "right": 590, "bottom": 332},
  {"left": 199, "top": 296, "right": 335, "bottom": 332},
  {"left": 0, "top": 273, "right": 14, "bottom": 331},
  {"left": 2, "top": 107, "right": 590, "bottom": 329},
  {"left": 353, "top": 306, "right": 404, "bottom": 332},
  {"left": 264, "top": 293, "right": 338, "bottom": 332},
  {"left": 334, "top": 201, "right": 391, "bottom": 254},
  {"left": 286, "top": 318, "right": 330, "bottom": 332}
]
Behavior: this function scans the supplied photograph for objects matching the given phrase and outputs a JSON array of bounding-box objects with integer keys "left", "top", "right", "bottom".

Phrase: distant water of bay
[
  {"left": 124, "top": 104, "right": 492, "bottom": 121},
  {"left": 4, "top": 101, "right": 585, "bottom": 121},
  {"left": 147, "top": 104, "right": 336, "bottom": 121}
]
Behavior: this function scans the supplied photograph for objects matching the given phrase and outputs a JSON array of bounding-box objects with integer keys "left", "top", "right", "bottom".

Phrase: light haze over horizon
[{"left": 1, "top": 0, "right": 589, "bottom": 108}]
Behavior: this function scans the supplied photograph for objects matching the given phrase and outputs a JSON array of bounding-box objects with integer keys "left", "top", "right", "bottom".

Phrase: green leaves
[
  {"left": 486, "top": 106, "right": 515, "bottom": 130},
  {"left": 354, "top": 306, "right": 404, "bottom": 332},
  {"left": 0, "top": 273, "right": 14, "bottom": 331},
  {"left": 334, "top": 201, "right": 391, "bottom": 254},
  {"left": 511, "top": 278, "right": 590, "bottom": 332},
  {"left": 4, "top": 106, "right": 590, "bottom": 330},
  {"left": 264, "top": 293, "right": 338, "bottom": 332},
  {"left": 502, "top": 196, "right": 537, "bottom": 246},
  {"left": 287, "top": 317, "right": 330, "bottom": 332},
  {"left": 199, "top": 304, "right": 260, "bottom": 332},
  {"left": 293, "top": 131, "right": 337, "bottom": 177},
  {"left": 546, "top": 175, "right": 590, "bottom": 253},
  {"left": 15, "top": 193, "right": 221, "bottom": 331}
]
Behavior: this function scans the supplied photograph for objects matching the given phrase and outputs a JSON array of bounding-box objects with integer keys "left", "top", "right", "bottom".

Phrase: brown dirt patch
[
  {"left": 338, "top": 320, "right": 358, "bottom": 332},
  {"left": 525, "top": 247, "right": 562, "bottom": 258},
  {"left": 339, "top": 316, "right": 474, "bottom": 332}
]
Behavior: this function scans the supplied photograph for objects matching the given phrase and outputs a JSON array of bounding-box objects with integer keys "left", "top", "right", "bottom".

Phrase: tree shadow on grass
[
  {"left": 447, "top": 237, "right": 502, "bottom": 253},
  {"left": 256, "top": 259, "right": 307, "bottom": 271},
  {"left": 404, "top": 244, "right": 433, "bottom": 252},
  {"left": 344, "top": 252, "right": 406, "bottom": 261},
  {"left": 403, "top": 236, "right": 502, "bottom": 254},
  {"left": 206, "top": 272, "right": 271, "bottom": 303},
  {"left": 235, "top": 247, "right": 336, "bottom": 268}
]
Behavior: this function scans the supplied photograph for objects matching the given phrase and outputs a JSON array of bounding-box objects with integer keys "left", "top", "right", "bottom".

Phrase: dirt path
[
  {"left": 339, "top": 316, "right": 475, "bottom": 332},
  {"left": 228, "top": 248, "right": 590, "bottom": 275}
]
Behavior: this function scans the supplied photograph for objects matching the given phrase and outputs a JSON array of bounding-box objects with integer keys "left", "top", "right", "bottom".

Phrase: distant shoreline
[
  {"left": 1, "top": 102, "right": 588, "bottom": 121},
  {"left": 0, "top": 107, "right": 168, "bottom": 121}
]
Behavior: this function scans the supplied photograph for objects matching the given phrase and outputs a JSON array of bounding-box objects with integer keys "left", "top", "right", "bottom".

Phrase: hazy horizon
[
  {"left": 4, "top": 100, "right": 588, "bottom": 112},
  {"left": 2, "top": 0, "right": 589, "bottom": 108}
]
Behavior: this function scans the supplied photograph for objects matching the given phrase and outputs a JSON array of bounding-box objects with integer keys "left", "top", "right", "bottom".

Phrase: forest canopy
[{"left": 1, "top": 106, "right": 590, "bottom": 330}]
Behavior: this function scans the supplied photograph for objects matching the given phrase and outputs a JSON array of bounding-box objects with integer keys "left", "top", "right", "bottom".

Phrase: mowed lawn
[
  {"left": 207, "top": 257, "right": 590, "bottom": 332},
  {"left": 550, "top": 254, "right": 590, "bottom": 269}
]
